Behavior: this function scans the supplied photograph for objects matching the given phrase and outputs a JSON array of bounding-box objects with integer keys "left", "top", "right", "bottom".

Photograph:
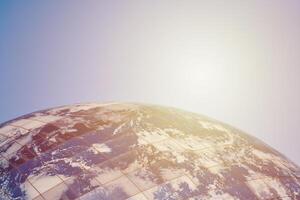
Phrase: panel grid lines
[{"left": 1, "top": 104, "right": 299, "bottom": 200}]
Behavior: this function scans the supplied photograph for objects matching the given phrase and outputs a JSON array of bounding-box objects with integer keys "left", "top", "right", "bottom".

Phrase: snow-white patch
[
  {"left": 113, "top": 122, "right": 127, "bottom": 135},
  {"left": 252, "top": 149, "right": 273, "bottom": 160},
  {"left": 207, "top": 165, "right": 226, "bottom": 176},
  {"left": 67, "top": 128, "right": 78, "bottom": 133},
  {"left": 163, "top": 128, "right": 185, "bottom": 136},
  {"left": 33, "top": 146, "right": 40, "bottom": 155},
  {"left": 66, "top": 158, "right": 90, "bottom": 170},
  {"left": 198, "top": 121, "right": 231, "bottom": 134},
  {"left": 137, "top": 137, "right": 149, "bottom": 146},
  {"left": 92, "top": 143, "right": 111, "bottom": 153},
  {"left": 173, "top": 152, "right": 186, "bottom": 163},
  {"left": 49, "top": 136, "right": 57, "bottom": 143},
  {"left": 130, "top": 119, "right": 134, "bottom": 127},
  {"left": 44, "top": 157, "right": 91, "bottom": 172}
]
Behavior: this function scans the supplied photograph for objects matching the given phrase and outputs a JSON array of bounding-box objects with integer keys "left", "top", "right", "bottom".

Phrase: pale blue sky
[{"left": 0, "top": 1, "right": 299, "bottom": 164}]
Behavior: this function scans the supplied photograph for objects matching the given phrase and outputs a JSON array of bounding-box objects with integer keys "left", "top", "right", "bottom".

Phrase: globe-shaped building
[{"left": 0, "top": 103, "right": 299, "bottom": 200}]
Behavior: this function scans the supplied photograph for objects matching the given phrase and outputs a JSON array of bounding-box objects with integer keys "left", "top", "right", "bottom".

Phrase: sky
[{"left": 0, "top": 1, "right": 299, "bottom": 165}]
